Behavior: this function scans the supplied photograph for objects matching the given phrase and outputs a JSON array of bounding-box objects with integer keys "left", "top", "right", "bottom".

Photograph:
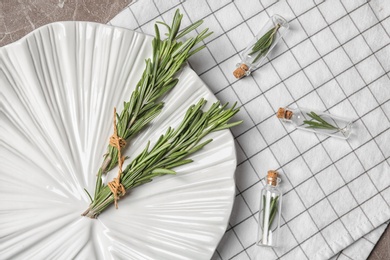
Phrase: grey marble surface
[
  {"left": 368, "top": 225, "right": 390, "bottom": 260},
  {"left": 0, "top": 0, "right": 132, "bottom": 47}
]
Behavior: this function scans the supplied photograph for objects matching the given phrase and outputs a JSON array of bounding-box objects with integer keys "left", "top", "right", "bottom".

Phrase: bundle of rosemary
[
  {"left": 92, "top": 10, "right": 212, "bottom": 201},
  {"left": 81, "top": 11, "right": 242, "bottom": 218},
  {"left": 83, "top": 99, "right": 241, "bottom": 218}
]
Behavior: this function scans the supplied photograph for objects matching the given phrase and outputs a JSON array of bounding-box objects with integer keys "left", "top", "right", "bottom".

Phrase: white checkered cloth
[{"left": 109, "top": 0, "right": 390, "bottom": 259}]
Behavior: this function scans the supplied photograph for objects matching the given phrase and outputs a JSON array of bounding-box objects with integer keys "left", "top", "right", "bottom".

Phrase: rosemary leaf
[
  {"left": 248, "top": 23, "right": 280, "bottom": 63},
  {"left": 304, "top": 112, "right": 339, "bottom": 130},
  {"left": 261, "top": 195, "right": 279, "bottom": 230},
  {"left": 268, "top": 196, "right": 279, "bottom": 228}
]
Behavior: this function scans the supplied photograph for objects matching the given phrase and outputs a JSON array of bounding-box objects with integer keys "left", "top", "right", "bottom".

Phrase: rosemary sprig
[
  {"left": 262, "top": 195, "right": 279, "bottom": 230},
  {"left": 249, "top": 23, "right": 280, "bottom": 63},
  {"left": 268, "top": 196, "right": 279, "bottom": 228},
  {"left": 303, "top": 112, "right": 339, "bottom": 131},
  {"left": 94, "top": 10, "right": 212, "bottom": 199},
  {"left": 83, "top": 99, "right": 242, "bottom": 218}
]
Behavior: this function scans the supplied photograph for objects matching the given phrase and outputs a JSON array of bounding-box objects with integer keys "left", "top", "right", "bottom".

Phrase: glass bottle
[
  {"left": 257, "top": 170, "right": 282, "bottom": 247},
  {"left": 233, "top": 15, "right": 289, "bottom": 79},
  {"left": 277, "top": 106, "right": 353, "bottom": 139}
]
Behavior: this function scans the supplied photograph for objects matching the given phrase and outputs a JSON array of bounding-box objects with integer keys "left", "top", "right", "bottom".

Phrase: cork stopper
[
  {"left": 267, "top": 170, "right": 278, "bottom": 186},
  {"left": 233, "top": 64, "right": 249, "bottom": 79},
  {"left": 276, "top": 107, "right": 293, "bottom": 120}
]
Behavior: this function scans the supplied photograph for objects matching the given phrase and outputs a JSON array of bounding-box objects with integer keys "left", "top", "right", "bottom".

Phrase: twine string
[{"left": 108, "top": 108, "right": 126, "bottom": 209}]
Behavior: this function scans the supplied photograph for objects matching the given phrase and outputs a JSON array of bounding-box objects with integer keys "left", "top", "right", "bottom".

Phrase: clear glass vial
[
  {"left": 233, "top": 15, "right": 289, "bottom": 79},
  {"left": 257, "top": 170, "right": 282, "bottom": 247},
  {"left": 277, "top": 106, "right": 353, "bottom": 139}
]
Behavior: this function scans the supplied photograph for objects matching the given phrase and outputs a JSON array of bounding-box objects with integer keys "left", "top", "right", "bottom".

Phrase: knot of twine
[{"left": 108, "top": 108, "right": 126, "bottom": 209}]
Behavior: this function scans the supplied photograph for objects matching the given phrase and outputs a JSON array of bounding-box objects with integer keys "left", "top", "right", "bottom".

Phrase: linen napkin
[{"left": 110, "top": 0, "right": 390, "bottom": 259}]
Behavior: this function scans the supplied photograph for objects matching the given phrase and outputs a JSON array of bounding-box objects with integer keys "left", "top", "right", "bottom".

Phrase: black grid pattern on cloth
[{"left": 109, "top": 0, "right": 390, "bottom": 259}]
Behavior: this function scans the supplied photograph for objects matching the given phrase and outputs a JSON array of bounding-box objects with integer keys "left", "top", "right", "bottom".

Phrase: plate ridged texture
[{"left": 0, "top": 22, "right": 237, "bottom": 260}]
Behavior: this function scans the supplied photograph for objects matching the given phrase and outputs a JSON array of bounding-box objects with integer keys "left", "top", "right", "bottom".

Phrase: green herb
[
  {"left": 303, "top": 112, "right": 340, "bottom": 131},
  {"left": 82, "top": 99, "right": 242, "bottom": 218},
  {"left": 268, "top": 196, "right": 279, "bottom": 228},
  {"left": 262, "top": 195, "right": 279, "bottom": 230},
  {"left": 94, "top": 10, "right": 212, "bottom": 200},
  {"left": 249, "top": 23, "right": 280, "bottom": 63}
]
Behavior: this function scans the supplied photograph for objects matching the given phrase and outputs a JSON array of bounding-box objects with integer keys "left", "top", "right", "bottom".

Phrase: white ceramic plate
[{"left": 0, "top": 22, "right": 237, "bottom": 259}]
